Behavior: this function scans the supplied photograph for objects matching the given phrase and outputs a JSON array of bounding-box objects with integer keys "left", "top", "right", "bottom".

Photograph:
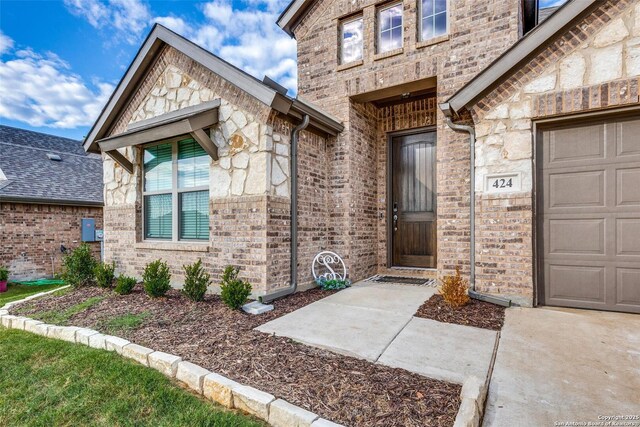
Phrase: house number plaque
[{"left": 485, "top": 172, "right": 521, "bottom": 194}]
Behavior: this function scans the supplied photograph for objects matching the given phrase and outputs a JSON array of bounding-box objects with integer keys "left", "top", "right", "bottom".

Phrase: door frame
[
  {"left": 386, "top": 126, "right": 437, "bottom": 268},
  {"left": 532, "top": 104, "right": 640, "bottom": 308}
]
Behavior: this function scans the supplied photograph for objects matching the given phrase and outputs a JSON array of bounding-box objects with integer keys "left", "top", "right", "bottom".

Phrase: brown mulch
[
  {"left": 11, "top": 286, "right": 461, "bottom": 427},
  {"left": 414, "top": 294, "right": 506, "bottom": 331}
]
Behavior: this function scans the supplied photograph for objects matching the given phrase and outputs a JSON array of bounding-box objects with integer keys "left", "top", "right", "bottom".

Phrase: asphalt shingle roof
[{"left": 0, "top": 125, "right": 103, "bottom": 205}]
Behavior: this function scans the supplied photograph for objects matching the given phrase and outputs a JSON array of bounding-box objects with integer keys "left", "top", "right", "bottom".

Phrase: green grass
[
  {"left": 99, "top": 311, "right": 151, "bottom": 334},
  {"left": 0, "top": 328, "right": 263, "bottom": 427},
  {"left": 0, "top": 283, "right": 65, "bottom": 307},
  {"left": 37, "top": 296, "right": 106, "bottom": 325}
]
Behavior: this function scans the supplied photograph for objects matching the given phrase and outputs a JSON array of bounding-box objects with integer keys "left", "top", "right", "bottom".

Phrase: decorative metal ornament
[{"left": 312, "top": 251, "right": 347, "bottom": 281}]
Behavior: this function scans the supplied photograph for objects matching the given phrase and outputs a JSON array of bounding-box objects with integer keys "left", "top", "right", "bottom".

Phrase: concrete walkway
[
  {"left": 484, "top": 307, "right": 640, "bottom": 426},
  {"left": 257, "top": 281, "right": 498, "bottom": 384}
]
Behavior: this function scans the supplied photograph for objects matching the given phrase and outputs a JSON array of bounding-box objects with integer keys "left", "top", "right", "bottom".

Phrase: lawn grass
[
  {"left": 37, "top": 296, "right": 106, "bottom": 325},
  {"left": 0, "top": 283, "right": 65, "bottom": 307},
  {"left": 0, "top": 328, "right": 263, "bottom": 427},
  {"left": 99, "top": 311, "right": 151, "bottom": 334}
]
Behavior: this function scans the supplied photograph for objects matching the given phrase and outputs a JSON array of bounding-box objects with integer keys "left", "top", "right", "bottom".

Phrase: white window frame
[
  {"left": 142, "top": 136, "right": 210, "bottom": 243},
  {"left": 340, "top": 15, "right": 364, "bottom": 64},
  {"left": 377, "top": 2, "right": 404, "bottom": 54},
  {"left": 418, "top": 0, "right": 449, "bottom": 42}
]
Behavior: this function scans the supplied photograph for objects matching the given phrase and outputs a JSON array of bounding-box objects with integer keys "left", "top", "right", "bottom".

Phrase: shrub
[
  {"left": 94, "top": 262, "right": 116, "bottom": 288},
  {"left": 182, "top": 259, "right": 211, "bottom": 302},
  {"left": 315, "top": 277, "right": 351, "bottom": 290},
  {"left": 220, "top": 265, "right": 251, "bottom": 309},
  {"left": 439, "top": 266, "right": 470, "bottom": 308},
  {"left": 115, "top": 275, "right": 137, "bottom": 295},
  {"left": 142, "top": 260, "right": 171, "bottom": 298},
  {"left": 0, "top": 266, "right": 8, "bottom": 282},
  {"left": 62, "top": 244, "right": 97, "bottom": 287}
]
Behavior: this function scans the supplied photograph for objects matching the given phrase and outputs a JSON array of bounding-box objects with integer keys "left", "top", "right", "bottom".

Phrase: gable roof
[
  {"left": 84, "top": 24, "right": 343, "bottom": 153},
  {"left": 0, "top": 125, "right": 103, "bottom": 206},
  {"left": 442, "top": 0, "right": 599, "bottom": 116},
  {"left": 277, "top": 0, "right": 314, "bottom": 37}
]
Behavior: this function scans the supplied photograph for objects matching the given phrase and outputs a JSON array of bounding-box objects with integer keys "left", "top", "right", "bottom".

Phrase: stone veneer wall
[
  {"left": 467, "top": 0, "right": 638, "bottom": 303},
  {"left": 101, "top": 46, "right": 330, "bottom": 295},
  {"left": 0, "top": 202, "right": 102, "bottom": 281},
  {"left": 295, "top": 0, "right": 521, "bottom": 282}
]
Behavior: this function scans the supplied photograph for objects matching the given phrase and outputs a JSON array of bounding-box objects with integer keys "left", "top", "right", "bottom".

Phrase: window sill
[
  {"left": 373, "top": 48, "right": 404, "bottom": 61},
  {"left": 337, "top": 60, "right": 363, "bottom": 71},
  {"left": 135, "top": 241, "right": 210, "bottom": 252},
  {"left": 416, "top": 34, "right": 449, "bottom": 49}
]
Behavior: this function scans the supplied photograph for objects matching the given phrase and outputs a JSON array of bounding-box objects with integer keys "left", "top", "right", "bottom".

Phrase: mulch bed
[
  {"left": 11, "top": 286, "right": 461, "bottom": 427},
  {"left": 414, "top": 294, "right": 506, "bottom": 331}
]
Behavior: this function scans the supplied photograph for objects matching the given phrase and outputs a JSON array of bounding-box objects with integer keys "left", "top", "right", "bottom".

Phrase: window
[
  {"left": 143, "top": 137, "right": 210, "bottom": 241},
  {"left": 340, "top": 16, "right": 363, "bottom": 64},
  {"left": 378, "top": 3, "right": 403, "bottom": 53},
  {"left": 420, "top": 0, "right": 447, "bottom": 41}
]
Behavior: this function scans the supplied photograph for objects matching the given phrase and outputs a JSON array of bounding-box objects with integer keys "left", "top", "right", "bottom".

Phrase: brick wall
[
  {"left": 294, "top": 0, "right": 521, "bottom": 283},
  {"left": 0, "top": 202, "right": 103, "bottom": 281}
]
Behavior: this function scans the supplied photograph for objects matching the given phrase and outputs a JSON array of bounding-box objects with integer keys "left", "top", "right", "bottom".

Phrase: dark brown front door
[{"left": 391, "top": 131, "right": 437, "bottom": 268}]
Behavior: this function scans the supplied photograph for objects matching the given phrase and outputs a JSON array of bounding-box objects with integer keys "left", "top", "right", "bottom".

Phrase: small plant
[
  {"left": 439, "top": 266, "right": 470, "bottom": 308},
  {"left": 142, "top": 260, "right": 171, "bottom": 298},
  {"left": 115, "top": 275, "right": 137, "bottom": 295},
  {"left": 220, "top": 265, "right": 252, "bottom": 309},
  {"left": 182, "top": 259, "right": 211, "bottom": 302},
  {"left": 62, "top": 243, "right": 97, "bottom": 287},
  {"left": 0, "top": 266, "right": 8, "bottom": 282},
  {"left": 315, "top": 277, "right": 351, "bottom": 290},
  {"left": 94, "top": 261, "right": 116, "bottom": 288}
]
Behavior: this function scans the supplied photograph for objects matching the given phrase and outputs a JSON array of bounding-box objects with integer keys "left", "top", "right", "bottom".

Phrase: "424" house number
[{"left": 485, "top": 173, "right": 521, "bottom": 194}]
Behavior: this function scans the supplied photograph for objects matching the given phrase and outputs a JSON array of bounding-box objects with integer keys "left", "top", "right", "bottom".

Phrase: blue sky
[
  {"left": 0, "top": 0, "right": 567, "bottom": 141},
  {"left": 0, "top": 0, "right": 295, "bottom": 140}
]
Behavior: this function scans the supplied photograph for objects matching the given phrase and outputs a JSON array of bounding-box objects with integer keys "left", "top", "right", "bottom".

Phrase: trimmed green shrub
[
  {"left": 142, "top": 260, "right": 171, "bottom": 298},
  {"left": 182, "top": 259, "right": 211, "bottom": 302},
  {"left": 0, "top": 266, "right": 8, "bottom": 282},
  {"left": 115, "top": 275, "right": 137, "bottom": 295},
  {"left": 315, "top": 277, "right": 351, "bottom": 291},
  {"left": 62, "top": 244, "right": 97, "bottom": 288},
  {"left": 94, "top": 262, "right": 116, "bottom": 288},
  {"left": 220, "top": 266, "right": 251, "bottom": 310}
]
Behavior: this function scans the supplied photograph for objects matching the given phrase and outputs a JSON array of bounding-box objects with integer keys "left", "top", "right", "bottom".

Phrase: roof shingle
[{"left": 0, "top": 125, "right": 103, "bottom": 205}]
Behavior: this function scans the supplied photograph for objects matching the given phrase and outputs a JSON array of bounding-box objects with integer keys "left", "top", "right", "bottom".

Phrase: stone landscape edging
[
  {"left": 1, "top": 287, "right": 479, "bottom": 427},
  {"left": 0, "top": 288, "right": 342, "bottom": 427}
]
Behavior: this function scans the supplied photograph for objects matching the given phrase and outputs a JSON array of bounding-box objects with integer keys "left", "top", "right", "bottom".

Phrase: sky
[
  {"left": 0, "top": 0, "right": 296, "bottom": 140},
  {"left": 0, "top": 0, "right": 568, "bottom": 141}
]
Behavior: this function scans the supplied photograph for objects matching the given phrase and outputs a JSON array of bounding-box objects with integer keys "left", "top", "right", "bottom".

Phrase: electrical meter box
[
  {"left": 95, "top": 229, "right": 104, "bottom": 241},
  {"left": 81, "top": 218, "right": 96, "bottom": 242}
]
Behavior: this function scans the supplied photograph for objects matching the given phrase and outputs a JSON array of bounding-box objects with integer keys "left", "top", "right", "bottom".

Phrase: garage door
[{"left": 538, "top": 114, "right": 640, "bottom": 314}]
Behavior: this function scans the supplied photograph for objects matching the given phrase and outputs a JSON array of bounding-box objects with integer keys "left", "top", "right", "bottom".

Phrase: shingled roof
[{"left": 0, "top": 125, "right": 103, "bottom": 206}]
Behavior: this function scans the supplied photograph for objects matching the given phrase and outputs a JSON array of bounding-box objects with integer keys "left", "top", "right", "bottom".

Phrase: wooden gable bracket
[{"left": 105, "top": 150, "right": 134, "bottom": 174}]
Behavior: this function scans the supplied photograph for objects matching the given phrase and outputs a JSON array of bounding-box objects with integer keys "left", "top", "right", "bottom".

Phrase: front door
[{"left": 391, "top": 131, "right": 437, "bottom": 268}]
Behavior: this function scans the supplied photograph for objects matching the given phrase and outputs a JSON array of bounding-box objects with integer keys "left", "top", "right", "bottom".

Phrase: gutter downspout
[
  {"left": 440, "top": 104, "right": 511, "bottom": 307},
  {"left": 260, "top": 114, "right": 310, "bottom": 303}
]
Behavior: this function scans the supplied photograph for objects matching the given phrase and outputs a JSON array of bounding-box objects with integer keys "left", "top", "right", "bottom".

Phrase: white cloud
[
  {"left": 0, "top": 31, "right": 15, "bottom": 55},
  {"left": 63, "top": 0, "right": 151, "bottom": 43},
  {"left": 0, "top": 44, "right": 114, "bottom": 128},
  {"left": 155, "top": 0, "right": 298, "bottom": 94}
]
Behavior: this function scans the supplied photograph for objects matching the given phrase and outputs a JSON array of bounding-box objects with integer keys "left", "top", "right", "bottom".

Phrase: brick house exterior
[
  {"left": 87, "top": 0, "right": 639, "bottom": 312},
  {"left": 0, "top": 126, "right": 103, "bottom": 280}
]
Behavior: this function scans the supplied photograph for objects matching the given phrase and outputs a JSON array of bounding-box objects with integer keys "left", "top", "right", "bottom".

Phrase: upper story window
[
  {"left": 420, "top": 0, "right": 447, "bottom": 41},
  {"left": 340, "top": 16, "right": 364, "bottom": 64},
  {"left": 143, "top": 137, "right": 210, "bottom": 241},
  {"left": 378, "top": 3, "right": 403, "bottom": 53}
]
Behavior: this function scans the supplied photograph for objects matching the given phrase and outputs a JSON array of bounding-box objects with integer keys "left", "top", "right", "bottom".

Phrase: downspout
[
  {"left": 440, "top": 104, "right": 511, "bottom": 307},
  {"left": 260, "top": 114, "right": 310, "bottom": 303}
]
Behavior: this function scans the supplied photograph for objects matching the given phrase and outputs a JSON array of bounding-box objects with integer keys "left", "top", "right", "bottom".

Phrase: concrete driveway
[
  {"left": 484, "top": 307, "right": 640, "bottom": 426},
  {"left": 257, "top": 281, "right": 498, "bottom": 384}
]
